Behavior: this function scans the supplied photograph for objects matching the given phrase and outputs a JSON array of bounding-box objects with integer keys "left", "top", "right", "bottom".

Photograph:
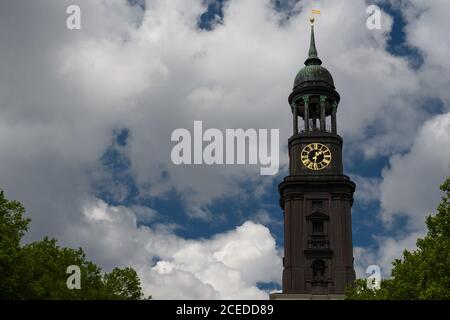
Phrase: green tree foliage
[
  {"left": 104, "top": 267, "right": 145, "bottom": 300},
  {"left": 0, "top": 191, "right": 30, "bottom": 298},
  {"left": 346, "top": 176, "right": 450, "bottom": 300},
  {"left": 0, "top": 190, "right": 149, "bottom": 300}
]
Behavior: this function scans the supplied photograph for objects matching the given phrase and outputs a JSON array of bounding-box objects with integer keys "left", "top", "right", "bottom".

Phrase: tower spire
[{"left": 305, "top": 17, "right": 322, "bottom": 66}]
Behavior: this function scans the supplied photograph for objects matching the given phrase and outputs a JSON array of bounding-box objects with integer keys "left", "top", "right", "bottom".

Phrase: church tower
[{"left": 278, "top": 18, "right": 356, "bottom": 297}]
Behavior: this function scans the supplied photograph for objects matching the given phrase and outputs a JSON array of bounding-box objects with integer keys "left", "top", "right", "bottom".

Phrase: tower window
[
  {"left": 312, "top": 201, "right": 323, "bottom": 210},
  {"left": 312, "top": 259, "right": 326, "bottom": 282},
  {"left": 312, "top": 221, "right": 324, "bottom": 233}
]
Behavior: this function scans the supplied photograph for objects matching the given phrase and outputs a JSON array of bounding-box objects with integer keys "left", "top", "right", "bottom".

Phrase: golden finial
[{"left": 310, "top": 9, "right": 320, "bottom": 25}]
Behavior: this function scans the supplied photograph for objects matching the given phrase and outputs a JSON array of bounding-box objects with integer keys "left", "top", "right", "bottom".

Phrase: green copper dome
[
  {"left": 294, "top": 64, "right": 334, "bottom": 88},
  {"left": 293, "top": 24, "right": 335, "bottom": 89}
]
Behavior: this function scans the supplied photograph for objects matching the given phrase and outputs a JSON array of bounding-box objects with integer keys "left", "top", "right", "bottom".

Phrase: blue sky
[{"left": 1, "top": 0, "right": 449, "bottom": 299}]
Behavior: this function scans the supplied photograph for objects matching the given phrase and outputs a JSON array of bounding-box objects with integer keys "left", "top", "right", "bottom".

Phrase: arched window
[{"left": 312, "top": 259, "right": 326, "bottom": 282}]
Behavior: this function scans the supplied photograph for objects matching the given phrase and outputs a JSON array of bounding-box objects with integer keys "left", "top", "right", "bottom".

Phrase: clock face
[{"left": 301, "top": 143, "right": 332, "bottom": 171}]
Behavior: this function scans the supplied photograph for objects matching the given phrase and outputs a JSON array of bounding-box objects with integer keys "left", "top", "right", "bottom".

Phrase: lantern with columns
[{"left": 289, "top": 18, "right": 340, "bottom": 136}]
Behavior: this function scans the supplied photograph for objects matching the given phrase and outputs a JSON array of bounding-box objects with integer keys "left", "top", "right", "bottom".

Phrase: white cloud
[
  {"left": 0, "top": 0, "right": 430, "bottom": 224},
  {"left": 352, "top": 175, "right": 381, "bottom": 205},
  {"left": 72, "top": 199, "right": 281, "bottom": 299},
  {"left": 347, "top": 0, "right": 450, "bottom": 281},
  {"left": 355, "top": 112, "right": 450, "bottom": 277},
  {"left": 132, "top": 205, "right": 158, "bottom": 223},
  {"left": 251, "top": 208, "right": 283, "bottom": 227},
  {"left": 379, "top": 112, "right": 450, "bottom": 229},
  {"left": 354, "top": 230, "right": 425, "bottom": 278}
]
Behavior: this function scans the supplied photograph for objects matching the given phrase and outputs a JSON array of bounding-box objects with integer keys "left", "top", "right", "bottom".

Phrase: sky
[{"left": 0, "top": 0, "right": 449, "bottom": 299}]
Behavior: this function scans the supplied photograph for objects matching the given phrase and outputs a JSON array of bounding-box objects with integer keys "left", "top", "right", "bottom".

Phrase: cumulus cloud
[
  {"left": 380, "top": 113, "right": 450, "bottom": 229},
  {"left": 0, "top": 0, "right": 430, "bottom": 225},
  {"left": 251, "top": 208, "right": 283, "bottom": 227},
  {"left": 393, "top": 0, "right": 450, "bottom": 104},
  {"left": 355, "top": 112, "right": 450, "bottom": 277},
  {"left": 349, "top": 0, "right": 450, "bottom": 279},
  {"left": 71, "top": 199, "right": 281, "bottom": 299},
  {"left": 352, "top": 175, "right": 381, "bottom": 205},
  {"left": 354, "top": 230, "right": 425, "bottom": 278}
]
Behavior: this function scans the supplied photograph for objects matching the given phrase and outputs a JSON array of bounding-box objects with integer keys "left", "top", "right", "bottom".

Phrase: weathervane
[{"left": 310, "top": 9, "right": 321, "bottom": 25}]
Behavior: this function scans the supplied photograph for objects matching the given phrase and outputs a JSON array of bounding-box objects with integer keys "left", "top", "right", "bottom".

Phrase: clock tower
[{"left": 277, "top": 19, "right": 356, "bottom": 297}]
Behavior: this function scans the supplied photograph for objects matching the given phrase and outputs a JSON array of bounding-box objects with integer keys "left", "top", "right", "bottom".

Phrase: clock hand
[
  {"left": 312, "top": 151, "right": 318, "bottom": 163},
  {"left": 313, "top": 150, "right": 324, "bottom": 164}
]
